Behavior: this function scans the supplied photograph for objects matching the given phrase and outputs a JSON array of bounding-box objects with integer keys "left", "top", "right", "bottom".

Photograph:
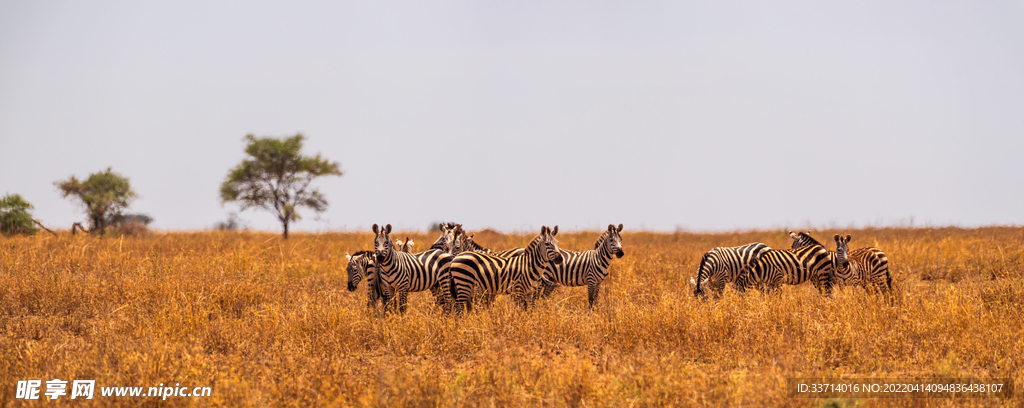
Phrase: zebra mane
[
  {"left": 464, "top": 233, "right": 488, "bottom": 252},
  {"left": 351, "top": 250, "right": 374, "bottom": 258},
  {"left": 593, "top": 230, "right": 611, "bottom": 249},
  {"left": 790, "top": 231, "right": 824, "bottom": 249}
]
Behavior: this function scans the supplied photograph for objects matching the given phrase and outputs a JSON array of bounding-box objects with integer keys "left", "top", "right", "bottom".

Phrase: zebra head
[
  {"left": 345, "top": 251, "right": 373, "bottom": 292},
  {"left": 429, "top": 222, "right": 455, "bottom": 252},
  {"left": 540, "top": 225, "right": 563, "bottom": 264},
  {"left": 790, "top": 231, "right": 823, "bottom": 249},
  {"left": 833, "top": 234, "right": 851, "bottom": 269},
  {"left": 604, "top": 223, "right": 625, "bottom": 258},
  {"left": 450, "top": 224, "right": 467, "bottom": 254},
  {"left": 372, "top": 223, "right": 393, "bottom": 263}
]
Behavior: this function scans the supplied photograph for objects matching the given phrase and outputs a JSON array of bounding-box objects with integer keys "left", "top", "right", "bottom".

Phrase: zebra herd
[
  {"left": 346, "top": 225, "right": 891, "bottom": 314},
  {"left": 345, "top": 222, "right": 626, "bottom": 314},
  {"left": 690, "top": 231, "right": 892, "bottom": 299}
]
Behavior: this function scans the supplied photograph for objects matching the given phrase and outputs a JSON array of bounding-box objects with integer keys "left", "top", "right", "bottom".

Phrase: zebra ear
[
  {"left": 372, "top": 224, "right": 379, "bottom": 234},
  {"left": 789, "top": 231, "right": 798, "bottom": 239},
  {"left": 345, "top": 254, "right": 351, "bottom": 261},
  {"left": 551, "top": 225, "right": 558, "bottom": 235},
  {"left": 845, "top": 234, "right": 851, "bottom": 242},
  {"left": 834, "top": 234, "right": 840, "bottom": 242},
  {"left": 541, "top": 225, "right": 548, "bottom": 234},
  {"left": 385, "top": 224, "right": 392, "bottom": 234},
  {"left": 617, "top": 224, "right": 623, "bottom": 232},
  {"left": 689, "top": 277, "right": 697, "bottom": 287}
]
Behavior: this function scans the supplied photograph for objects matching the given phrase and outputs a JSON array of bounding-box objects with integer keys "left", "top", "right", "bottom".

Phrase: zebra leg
[
  {"left": 398, "top": 289, "right": 409, "bottom": 314},
  {"left": 366, "top": 282, "right": 379, "bottom": 310},
  {"left": 429, "top": 283, "right": 447, "bottom": 309},
  {"left": 587, "top": 283, "right": 601, "bottom": 308},
  {"left": 381, "top": 291, "right": 394, "bottom": 315},
  {"left": 512, "top": 289, "right": 530, "bottom": 310},
  {"left": 452, "top": 280, "right": 473, "bottom": 315},
  {"left": 541, "top": 279, "right": 557, "bottom": 298}
]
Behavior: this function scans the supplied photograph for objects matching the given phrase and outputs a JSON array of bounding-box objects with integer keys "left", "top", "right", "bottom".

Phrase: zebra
[
  {"left": 428, "top": 222, "right": 459, "bottom": 252},
  {"left": 689, "top": 242, "right": 771, "bottom": 300},
  {"left": 790, "top": 231, "right": 892, "bottom": 293},
  {"left": 450, "top": 226, "right": 492, "bottom": 255},
  {"left": 447, "top": 226, "right": 534, "bottom": 307},
  {"left": 533, "top": 224, "right": 625, "bottom": 308},
  {"left": 448, "top": 225, "right": 563, "bottom": 313},
  {"left": 372, "top": 223, "right": 454, "bottom": 314},
  {"left": 829, "top": 234, "right": 893, "bottom": 294},
  {"left": 396, "top": 237, "right": 415, "bottom": 253},
  {"left": 735, "top": 242, "right": 834, "bottom": 295},
  {"left": 345, "top": 250, "right": 392, "bottom": 309},
  {"left": 788, "top": 231, "right": 856, "bottom": 286}
]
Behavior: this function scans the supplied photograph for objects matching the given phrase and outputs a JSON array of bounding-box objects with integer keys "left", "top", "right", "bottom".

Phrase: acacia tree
[
  {"left": 0, "top": 194, "right": 38, "bottom": 236},
  {"left": 220, "top": 134, "right": 342, "bottom": 239},
  {"left": 56, "top": 167, "right": 138, "bottom": 236}
]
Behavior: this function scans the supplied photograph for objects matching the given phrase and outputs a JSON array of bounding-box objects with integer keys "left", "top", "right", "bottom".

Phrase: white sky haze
[{"left": 1, "top": 1, "right": 1022, "bottom": 233}]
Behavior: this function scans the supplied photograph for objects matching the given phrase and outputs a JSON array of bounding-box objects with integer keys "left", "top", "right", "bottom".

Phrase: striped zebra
[
  {"left": 790, "top": 231, "right": 892, "bottom": 293},
  {"left": 372, "top": 223, "right": 454, "bottom": 314},
  {"left": 735, "top": 242, "right": 834, "bottom": 295},
  {"left": 533, "top": 224, "right": 625, "bottom": 308},
  {"left": 828, "top": 233, "right": 892, "bottom": 294},
  {"left": 345, "top": 250, "right": 392, "bottom": 309},
  {"left": 428, "top": 222, "right": 458, "bottom": 252},
  {"left": 396, "top": 237, "right": 415, "bottom": 253},
  {"left": 449, "top": 226, "right": 563, "bottom": 313},
  {"left": 689, "top": 242, "right": 771, "bottom": 299},
  {"left": 448, "top": 226, "right": 529, "bottom": 307}
]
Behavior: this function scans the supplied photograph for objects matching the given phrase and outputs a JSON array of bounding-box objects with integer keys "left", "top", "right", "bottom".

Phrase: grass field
[{"left": 1, "top": 227, "right": 1022, "bottom": 407}]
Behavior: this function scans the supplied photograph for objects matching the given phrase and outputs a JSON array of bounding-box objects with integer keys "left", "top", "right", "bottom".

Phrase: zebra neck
[
  {"left": 595, "top": 241, "right": 613, "bottom": 262},
  {"left": 522, "top": 237, "right": 546, "bottom": 270},
  {"left": 469, "top": 240, "right": 486, "bottom": 252},
  {"left": 376, "top": 250, "right": 395, "bottom": 274}
]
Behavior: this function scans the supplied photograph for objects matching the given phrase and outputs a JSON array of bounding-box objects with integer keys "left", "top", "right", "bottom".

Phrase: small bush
[{"left": 0, "top": 193, "right": 38, "bottom": 236}]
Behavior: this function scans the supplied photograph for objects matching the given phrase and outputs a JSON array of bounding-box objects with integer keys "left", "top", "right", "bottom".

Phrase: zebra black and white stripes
[
  {"left": 690, "top": 242, "right": 771, "bottom": 299},
  {"left": 831, "top": 234, "right": 892, "bottom": 293},
  {"left": 790, "top": 231, "right": 892, "bottom": 293},
  {"left": 736, "top": 243, "right": 834, "bottom": 295},
  {"left": 372, "top": 223, "right": 454, "bottom": 314},
  {"left": 448, "top": 226, "right": 563, "bottom": 313},
  {"left": 537, "top": 224, "right": 625, "bottom": 308},
  {"left": 345, "top": 250, "right": 392, "bottom": 309}
]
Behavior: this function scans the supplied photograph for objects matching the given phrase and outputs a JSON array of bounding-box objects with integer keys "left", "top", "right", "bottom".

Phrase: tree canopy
[
  {"left": 220, "top": 134, "right": 342, "bottom": 239},
  {"left": 56, "top": 167, "right": 138, "bottom": 236},
  {"left": 0, "top": 194, "right": 38, "bottom": 236}
]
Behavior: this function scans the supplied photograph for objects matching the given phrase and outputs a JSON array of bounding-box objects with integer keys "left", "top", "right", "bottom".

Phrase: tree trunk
[
  {"left": 32, "top": 220, "right": 57, "bottom": 236},
  {"left": 282, "top": 220, "right": 289, "bottom": 239},
  {"left": 72, "top": 222, "right": 89, "bottom": 235}
]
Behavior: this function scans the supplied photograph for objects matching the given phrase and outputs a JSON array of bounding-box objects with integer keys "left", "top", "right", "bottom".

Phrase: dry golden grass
[{"left": 1, "top": 227, "right": 1022, "bottom": 407}]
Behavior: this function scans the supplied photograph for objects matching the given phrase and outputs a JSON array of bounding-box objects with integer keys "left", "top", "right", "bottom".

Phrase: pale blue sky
[{"left": 2, "top": 1, "right": 1022, "bottom": 233}]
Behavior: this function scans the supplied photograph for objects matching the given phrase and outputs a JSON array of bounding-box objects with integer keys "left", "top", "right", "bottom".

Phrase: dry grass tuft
[{"left": 1, "top": 227, "right": 1022, "bottom": 406}]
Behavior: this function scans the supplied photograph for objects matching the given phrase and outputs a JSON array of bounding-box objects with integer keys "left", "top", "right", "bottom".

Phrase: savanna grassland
[{"left": 1, "top": 227, "right": 1023, "bottom": 407}]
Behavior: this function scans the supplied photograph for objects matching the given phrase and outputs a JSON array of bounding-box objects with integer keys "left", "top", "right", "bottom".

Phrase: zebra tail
[
  {"left": 694, "top": 253, "right": 711, "bottom": 297},
  {"left": 448, "top": 264, "right": 458, "bottom": 307}
]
